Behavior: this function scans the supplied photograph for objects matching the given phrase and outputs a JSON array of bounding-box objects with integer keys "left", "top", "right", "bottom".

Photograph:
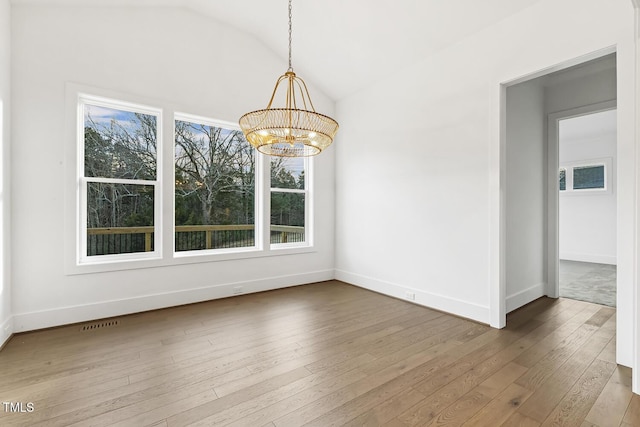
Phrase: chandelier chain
[{"left": 288, "top": 0, "right": 293, "bottom": 71}]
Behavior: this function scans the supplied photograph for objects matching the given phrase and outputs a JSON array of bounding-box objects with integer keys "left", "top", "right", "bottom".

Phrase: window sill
[
  {"left": 65, "top": 245, "right": 316, "bottom": 276},
  {"left": 560, "top": 188, "right": 612, "bottom": 196}
]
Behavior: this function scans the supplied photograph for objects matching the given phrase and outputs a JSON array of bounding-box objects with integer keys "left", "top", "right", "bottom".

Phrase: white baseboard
[
  {"left": 12, "top": 270, "right": 334, "bottom": 333},
  {"left": 0, "top": 315, "right": 13, "bottom": 349},
  {"left": 506, "top": 282, "right": 546, "bottom": 313},
  {"left": 560, "top": 252, "right": 616, "bottom": 265},
  {"left": 334, "top": 269, "right": 490, "bottom": 325}
]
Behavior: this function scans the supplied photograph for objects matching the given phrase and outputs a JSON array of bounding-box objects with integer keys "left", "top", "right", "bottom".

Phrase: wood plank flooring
[{"left": 0, "top": 280, "right": 637, "bottom": 426}]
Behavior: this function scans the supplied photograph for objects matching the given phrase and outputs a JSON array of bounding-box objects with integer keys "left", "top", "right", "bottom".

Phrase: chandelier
[{"left": 239, "top": 0, "right": 339, "bottom": 157}]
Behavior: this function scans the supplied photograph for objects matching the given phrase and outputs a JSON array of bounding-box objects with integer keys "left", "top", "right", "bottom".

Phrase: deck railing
[{"left": 87, "top": 224, "right": 304, "bottom": 255}]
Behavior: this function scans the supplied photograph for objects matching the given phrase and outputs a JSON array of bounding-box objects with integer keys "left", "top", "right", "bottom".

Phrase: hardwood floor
[{"left": 0, "top": 280, "right": 637, "bottom": 426}]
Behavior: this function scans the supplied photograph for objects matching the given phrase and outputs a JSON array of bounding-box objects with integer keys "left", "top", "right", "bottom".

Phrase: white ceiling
[{"left": 12, "top": 0, "right": 544, "bottom": 100}]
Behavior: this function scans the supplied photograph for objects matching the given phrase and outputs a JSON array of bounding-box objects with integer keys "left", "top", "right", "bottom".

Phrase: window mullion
[
  {"left": 78, "top": 178, "right": 88, "bottom": 262},
  {"left": 84, "top": 177, "right": 157, "bottom": 186},
  {"left": 305, "top": 156, "right": 313, "bottom": 247},
  {"left": 269, "top": 188, "right": 305, "bottom": 194},
  {"left": 260, "top": 152, "right": 271, "bottom": 251},
  {"left": 162, "top": 110, "right": 175, "bottom": 261}
]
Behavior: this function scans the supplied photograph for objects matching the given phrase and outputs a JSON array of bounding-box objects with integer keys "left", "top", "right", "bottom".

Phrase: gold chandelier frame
[{"left": 239, "top": 0, "right": 339, "bottom": 157}]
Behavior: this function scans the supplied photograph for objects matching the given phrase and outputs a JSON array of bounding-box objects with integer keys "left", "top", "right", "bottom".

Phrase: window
[
  {"left": 559, "top": 168, "right": 566, "bottom": 191},
  {"left": 270, "top": 157, "right": 308, "bottom": 246},
  {"left": 573, "top": 165, "right": 605, "bottom": 190},
  {"left": 174, "top": 116, "right": 256, "bottom": 253},
  {"left": 70, "top": 88, "right": 314, "bottom": 272},
  {"left": 559, "top": 158, "right": 611, "bottom": 195},
  {"left": 70, "top": 89, "right": 313, "bottom": 274},
  {"left": 80, "top": 96, "right": 160, "bottom": 261}
]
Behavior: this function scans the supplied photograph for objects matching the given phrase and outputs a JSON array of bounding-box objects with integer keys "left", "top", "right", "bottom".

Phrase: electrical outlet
[
  {"left": 233, "top": 286, "right": 244, "bottom": 295},
  {"left": 405, "top": 291, "right": 415, "bottom": 301}
]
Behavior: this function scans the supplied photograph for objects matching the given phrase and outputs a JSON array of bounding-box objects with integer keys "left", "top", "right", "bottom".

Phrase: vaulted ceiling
[{"left": 12, "top": 0, "right": 544, "bottom": 100}]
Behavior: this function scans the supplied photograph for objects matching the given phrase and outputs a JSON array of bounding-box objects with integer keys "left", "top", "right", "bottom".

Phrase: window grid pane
[
  {"left": 270, "top": 192, "right": 305, "bottom": 244},
  {"left": 271, "top": 157, "right": 305, "bottom": 190},
  {"left": 86, "top": 182, "right": 155, "bottom": 256},
  {"left": 84, "top": 104, "right": 157, "bottom": 180}
]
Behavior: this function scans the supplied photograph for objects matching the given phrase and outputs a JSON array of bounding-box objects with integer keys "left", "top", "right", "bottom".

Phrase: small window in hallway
[
  {"left": 573, "top": 164, "right": 605, "bottom": 190},
  {"left": 559, "top": 168, "right": 566, "bottom": 191}
]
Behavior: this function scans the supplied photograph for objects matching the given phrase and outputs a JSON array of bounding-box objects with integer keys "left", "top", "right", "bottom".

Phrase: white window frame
[
  {"left": 173, "top": 113, "right": 263, "bottom": 258},
  {"left": 77, "top": 94, "right": 163, "bottom": 265},
  {"left": 559, "top": 157, "right": 613, "bottom": 196}
]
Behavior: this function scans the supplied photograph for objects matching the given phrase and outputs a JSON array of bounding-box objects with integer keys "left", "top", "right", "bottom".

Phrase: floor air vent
[{"left": 80, "top": 319, "right": 119, "bottom": 331}]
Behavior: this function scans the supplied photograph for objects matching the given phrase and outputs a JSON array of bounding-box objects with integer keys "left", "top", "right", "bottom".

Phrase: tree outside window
[
  {"left": 76, "top": 93, "right": 313, "bottom": 270},
  {"left": 174, "top": 118, "right": 255, "bottom": 252}
]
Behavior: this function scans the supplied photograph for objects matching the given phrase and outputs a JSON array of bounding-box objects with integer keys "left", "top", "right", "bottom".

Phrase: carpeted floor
[{"left": 559, "top": 260, "right": 616, "bottom": 307}]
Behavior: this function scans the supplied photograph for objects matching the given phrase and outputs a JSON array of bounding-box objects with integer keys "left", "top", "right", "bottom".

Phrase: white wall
[
  {"left": 559, "top": 113, "right": 617, "bottom": 265},
  {"left": 0, "top": 0, "right": 11, "bottom": 347},
  {"left": 335, "top": 0, "right": 635, "bottom": 370},
  {"left": 10, "top": 4, "right": 336, "bottom": 332},
  {"left": 505, "top": 80, "right": 546, "bottom": 313}
]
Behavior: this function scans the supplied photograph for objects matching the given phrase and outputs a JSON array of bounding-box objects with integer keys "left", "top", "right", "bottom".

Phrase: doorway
[
  {"left": 502, "top": 52, "right": 617, "bottom": 315},
  {"left": 555, "top": 109, "right": 617, "bottom": 307}
]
